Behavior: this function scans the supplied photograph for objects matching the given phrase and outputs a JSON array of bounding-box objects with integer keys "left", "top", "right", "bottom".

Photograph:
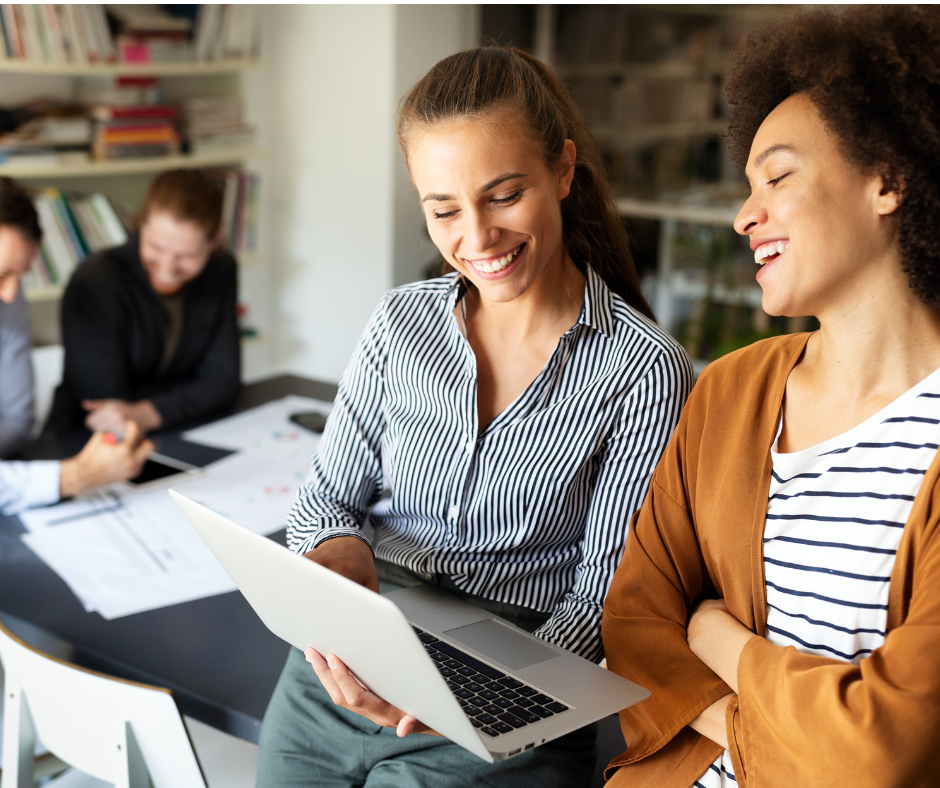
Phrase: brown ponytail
[{"left": 398, "top": 47, "right": 655, "bottom": 321}]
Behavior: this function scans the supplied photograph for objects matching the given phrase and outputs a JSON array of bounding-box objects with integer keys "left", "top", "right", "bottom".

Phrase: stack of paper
[{"left": 19, "top": 396, "right": 333, "bottom": 620}]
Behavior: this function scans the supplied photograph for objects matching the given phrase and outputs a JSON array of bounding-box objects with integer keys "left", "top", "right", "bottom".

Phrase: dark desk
[{"left": 0, "top": 375, "right": 337, "bottom": 743}]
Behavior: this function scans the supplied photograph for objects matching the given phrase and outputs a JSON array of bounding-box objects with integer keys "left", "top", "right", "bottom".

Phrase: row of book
[
  {"left": 0, "top": 4, "right": 113, "bottom": 63},
  {"left": 22, "top": 189, "right": 127, "bottom": 293},
  {"left": 0, "top": 5, "right": 262, "bottom": 65}
]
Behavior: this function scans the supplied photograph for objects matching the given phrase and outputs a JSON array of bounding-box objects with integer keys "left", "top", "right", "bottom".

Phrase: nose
[
  {"left": 734, "top": 193, "right": 767, "bottom": 237},
  {"left": 0, "top": 275, "right": 19, "bottom": 304},
  {"left": 463, "top": 206, "right": 499, "bottom": 254}
]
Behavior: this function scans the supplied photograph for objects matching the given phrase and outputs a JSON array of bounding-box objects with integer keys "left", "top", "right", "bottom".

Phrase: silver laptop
[{"left": 169, "top": 490, "right": 649, "bottom": 762}]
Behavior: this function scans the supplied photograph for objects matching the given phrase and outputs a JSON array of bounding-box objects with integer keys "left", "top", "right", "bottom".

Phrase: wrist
[
  {"left": 59, "top": 457, "right": 84, "bottom": 498},
  {"left": 134, "top": 400, "right": 162, "bottom": 432}
]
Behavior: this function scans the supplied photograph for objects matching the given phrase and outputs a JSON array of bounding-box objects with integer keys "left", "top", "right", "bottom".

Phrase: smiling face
[
  {"left": 139, "top": 210, "right": 216, "bottom": 296},
  {"left": 408, "top": 116, "right": 575, "bottom": 305},
  {"left": 734, "top": 93, "right": 901, "bottom": 318},
  {"left": 0, "top": 225, "right": 36, "bottom": 304}
]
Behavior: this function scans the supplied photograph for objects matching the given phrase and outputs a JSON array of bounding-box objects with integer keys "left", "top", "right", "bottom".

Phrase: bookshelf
[
  {"left": 1, "top": 148, "right": 264, "bottom": 179},
  {"left": 2, "top": 4, "right": 270, "bottom": 383},
  {"left": 0, "top": 58, "right": 260, "bottom": 76}
]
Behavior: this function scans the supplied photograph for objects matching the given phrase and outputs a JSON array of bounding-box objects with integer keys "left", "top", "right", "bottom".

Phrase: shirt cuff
[
  {"left": 28, "top": 461, "right": 61, "bottom": 509},
  {"left": 293, "top": 523, "right": 373, "bottom": 555}
]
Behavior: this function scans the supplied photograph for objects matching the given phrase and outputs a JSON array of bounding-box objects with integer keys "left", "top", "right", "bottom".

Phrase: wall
[{"left": 248, "top": 5, "right": 475, "bottom": 384}]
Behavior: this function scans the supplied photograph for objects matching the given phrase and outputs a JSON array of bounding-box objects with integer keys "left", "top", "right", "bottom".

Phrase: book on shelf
[
  {"left": 0, "top": 4, "right": 262, "bottom": 65},
  {"left": 24, "top": 190, "right": 127, "bottom": 294},
  {"left": 194, "top": 4, "right": 261, "bottom": 62},
  {"left": 216, "top": 169, "right": 260, "bottom": 256},
  {"left": 182, "top": 95, "right": 254, "bottom": 153}
]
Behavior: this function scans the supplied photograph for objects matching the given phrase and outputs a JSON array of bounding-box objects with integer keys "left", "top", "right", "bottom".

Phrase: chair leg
[
  {"left": 113, "top": 722, "right": 153, "bottom": 788},
  {"left": 1, "top": 672, "right": 36, "bottom": 788}
]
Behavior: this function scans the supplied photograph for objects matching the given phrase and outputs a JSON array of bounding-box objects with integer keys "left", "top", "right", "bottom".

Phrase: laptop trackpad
[{"left": 443, "top": 618, "right": 557, "bottom": 670}]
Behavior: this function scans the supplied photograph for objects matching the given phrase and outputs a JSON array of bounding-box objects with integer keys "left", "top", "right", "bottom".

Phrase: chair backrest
[{"left": 0, "top": 622, "right": 207, "bottom": 788}]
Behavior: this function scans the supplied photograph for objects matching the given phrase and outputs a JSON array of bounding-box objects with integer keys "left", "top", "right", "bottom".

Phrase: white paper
[
  {"left": 182, "top": 395, "right": 332, "bottom": 452},
  {"left": 21, "top": 488, "right": 235, "bottom": 619},
  {"left": 20, "top": 397, "right": 333, "bottom": 618},
  {"left": 175, "top": 395, "right": 329, "bottom": 535},
  {"left": 170, "top": 448, "right": 314, "bottom": 535}
]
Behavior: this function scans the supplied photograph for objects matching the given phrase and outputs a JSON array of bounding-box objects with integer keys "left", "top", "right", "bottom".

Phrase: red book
[{"left": 91, "top": 105, "right": 178, "bottom": 121}]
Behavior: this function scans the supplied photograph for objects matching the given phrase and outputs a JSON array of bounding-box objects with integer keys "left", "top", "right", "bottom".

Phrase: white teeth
[
  {"left": 468, "top": 244, "right": 522, "bottom": 274},
  {"left": 754, "top": 240, "right": 789, "bottom": 264}
]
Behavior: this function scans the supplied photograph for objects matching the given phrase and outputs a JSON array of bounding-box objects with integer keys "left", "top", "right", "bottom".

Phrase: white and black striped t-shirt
[
  {"left": 286, "top": 268, "right": 692, "bottom": 660},
  {"left": 697, "top": 367, "right": 940, "bottom": 787}
]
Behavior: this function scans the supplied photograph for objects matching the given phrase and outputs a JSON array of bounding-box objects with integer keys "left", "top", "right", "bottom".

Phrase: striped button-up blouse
[{"left": 287, "top": 267, "right": 692, "bottom": 660}]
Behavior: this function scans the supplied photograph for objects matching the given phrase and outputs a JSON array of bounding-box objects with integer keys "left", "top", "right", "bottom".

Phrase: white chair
[{"left": 0, "top": 621, "right": 257, "bottom": 788}]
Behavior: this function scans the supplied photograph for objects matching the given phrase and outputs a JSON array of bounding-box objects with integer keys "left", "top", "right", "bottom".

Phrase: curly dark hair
[{"left": 725, "top": 5, "right": 940, "bottom": 306}]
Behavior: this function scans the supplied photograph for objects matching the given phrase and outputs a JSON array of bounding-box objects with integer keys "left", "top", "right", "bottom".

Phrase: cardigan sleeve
[
  {"left": 732, "top": 512, "right": 940, "bottom": 787},
  {"left": 601, "top": 410, "right": 731, "bottom": 766}
]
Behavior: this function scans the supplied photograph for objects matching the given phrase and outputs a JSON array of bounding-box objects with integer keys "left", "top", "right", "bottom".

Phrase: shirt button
[
  {"left": 466, "top": 440, "right": 475, "bottom": 453},
  {"left": 448, "top": 505, "right": 459, "bottom": 520},
  {"left": 422, "top": 572, "right": 434, "bottom": 582}
]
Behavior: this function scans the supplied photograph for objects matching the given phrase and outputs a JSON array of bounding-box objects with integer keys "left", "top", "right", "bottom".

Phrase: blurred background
[{"left": 0, "top": 4, "right": 809, "bottom": 424}]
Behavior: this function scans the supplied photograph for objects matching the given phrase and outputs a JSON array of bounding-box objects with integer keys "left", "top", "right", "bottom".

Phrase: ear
[
  {"left": 874, "top": 171, "right": 902, "bottom": 216},
  {"left": 556, "top": 139, "right": 576, "bottom": 201}
]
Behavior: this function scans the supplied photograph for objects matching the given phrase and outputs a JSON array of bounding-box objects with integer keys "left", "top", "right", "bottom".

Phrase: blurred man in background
[{"left": 0, "top": 176, "right": 152, "bottom": 514}]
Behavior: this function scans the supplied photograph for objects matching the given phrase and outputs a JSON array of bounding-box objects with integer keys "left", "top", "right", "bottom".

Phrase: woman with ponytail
[{"left": 256, "top": 47, "right": 692, "bottom": 787}]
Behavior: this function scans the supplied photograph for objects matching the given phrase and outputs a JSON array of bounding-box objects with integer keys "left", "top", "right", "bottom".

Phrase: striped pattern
[
  {"left": 696, "top": 368, "right": 940, "bottom": 788},
  {"left": 287, "top": 267, "right": 692, "bottom": 660}
]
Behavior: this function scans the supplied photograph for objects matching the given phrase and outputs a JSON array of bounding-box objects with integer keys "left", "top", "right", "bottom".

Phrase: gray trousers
[{"left": 255, "top": 560, "right": 597, "bottom": 788}]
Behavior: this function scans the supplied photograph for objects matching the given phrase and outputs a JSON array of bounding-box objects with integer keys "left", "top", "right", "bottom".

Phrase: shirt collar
[
  {"left": 577, "top": 265, "right": 616, "bottom": 340},
  {"left": 439, "top": 265, "right": 616, "bottom": 340}
]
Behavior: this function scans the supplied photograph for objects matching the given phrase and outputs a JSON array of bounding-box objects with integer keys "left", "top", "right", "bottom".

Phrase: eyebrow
[
  {"left": 753, "top": 143, "right": 797, "bottom": 169},
  {"left": 420, "top": 172, "right": 527, "bottom": 203}
]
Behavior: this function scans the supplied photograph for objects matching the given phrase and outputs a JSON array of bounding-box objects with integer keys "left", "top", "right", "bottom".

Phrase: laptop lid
[{"left": 168, "top": 490, "right": 493, "bottom": 762}]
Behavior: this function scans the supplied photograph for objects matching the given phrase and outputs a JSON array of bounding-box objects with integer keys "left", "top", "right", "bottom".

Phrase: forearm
[
  {"left": 148, "top": 374, "right": 240, "bottom": 429},
  {"left": 688, "top": 693, "right": 732, "bottom": 749}
]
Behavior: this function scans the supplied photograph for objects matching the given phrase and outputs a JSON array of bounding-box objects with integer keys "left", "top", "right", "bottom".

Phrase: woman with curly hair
[{"left": 602, "top": 6, "right": 940, "bottom": 787}]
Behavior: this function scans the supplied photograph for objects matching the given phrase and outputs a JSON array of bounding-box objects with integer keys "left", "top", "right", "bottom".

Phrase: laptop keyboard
[{"left": 411, "top": 626, "right": 570, "bottom": 738}]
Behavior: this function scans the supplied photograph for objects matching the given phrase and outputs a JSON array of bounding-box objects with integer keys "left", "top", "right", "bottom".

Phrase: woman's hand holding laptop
[
  {"left": 303, "top": 646, "right": 442, "bottom": 739},
  {"left": 302, "top": 536, "right": 438, "bottom": 737}
]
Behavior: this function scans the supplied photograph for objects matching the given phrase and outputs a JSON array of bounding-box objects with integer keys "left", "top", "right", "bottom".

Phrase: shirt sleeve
[
  {"left": 147, "top": 261, "right": 241, "bottom": 428},
  {"left": 286, "top": 298, "right": 389, "bottom": 555},
  {"left": 0, "top": 289, "right": 35, "bottom": 457},
  {"left": 0, "top": 460, "right": 60, "bottom": 515},
  {"left": 534, "top": 345, "right": 694, "bottom": 662}
]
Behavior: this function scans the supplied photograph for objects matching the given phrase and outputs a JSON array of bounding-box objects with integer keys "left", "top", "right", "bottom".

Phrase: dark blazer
[{"left": 46, "top": 237, "right": 241, "bottom": 434}]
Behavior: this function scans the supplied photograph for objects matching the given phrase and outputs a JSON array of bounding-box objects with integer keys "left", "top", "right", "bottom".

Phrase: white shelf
[
  {"left": 617, "top": 197, "right": 739, "bottom": 226},
  {"left": 0, "top": 59, "right": 261, "bottom": 77},
  {"left": 0, "top": 148, "right": 264, "bottom": 179},
  {"left": 593, "top": 118, "right": 724, "bottom": 148},
  {"left": 24, "top": 285, "right": 64, "bottom": 303}
]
